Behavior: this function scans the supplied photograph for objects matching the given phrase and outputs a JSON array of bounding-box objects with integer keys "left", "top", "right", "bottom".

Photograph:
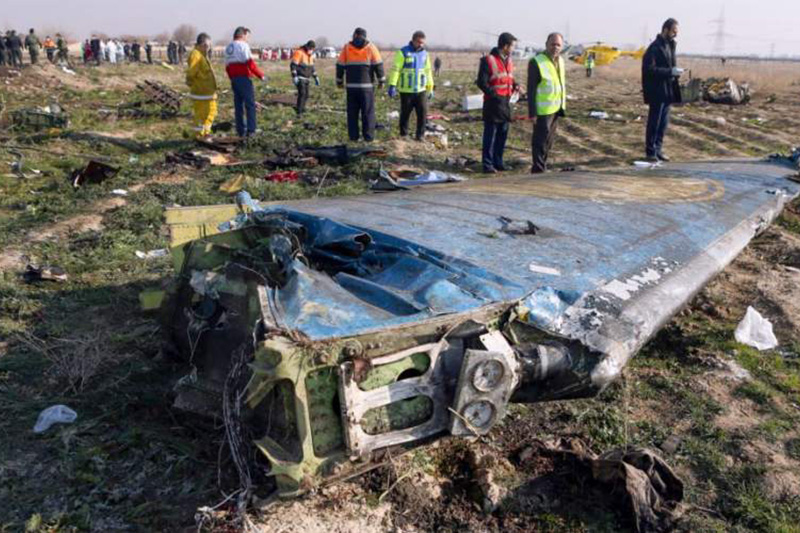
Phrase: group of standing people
[
  {"left": 476, "top": 17, "right": 685, "bottom": 175},
  {"left": 0, "top": 29, "right": 55, "bottom": 67},
  {"left": 184, "top": 19, "right": 685, "bottom": 173},
  {"left": 81, "top": 37, "right": 155, "bottom": 65},
  {"left": 185, "top": 27, "right": 266, "bottom": 139},
  {"left": 0, "top": 29, "right": 70, "bottom": 67},
  {"left": 167, "top": 41, "right": 186, "bottom": 65}
]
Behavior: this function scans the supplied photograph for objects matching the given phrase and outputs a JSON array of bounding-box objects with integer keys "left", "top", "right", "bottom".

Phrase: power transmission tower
[{"left": 709, "top": 6, "right": 731, "bottom": 56}]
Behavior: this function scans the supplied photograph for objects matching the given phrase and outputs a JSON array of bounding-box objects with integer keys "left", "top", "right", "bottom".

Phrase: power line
[{"left": 710, "top": 5, "right": 727, "bottom": 56}]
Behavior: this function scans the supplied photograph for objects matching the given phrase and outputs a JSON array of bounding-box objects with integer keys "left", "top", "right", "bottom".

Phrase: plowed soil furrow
[
  {"left": 560, "top": 120, "right": 638, "bottom": 158},
  {"left": 555, "top": 128, "right": 608, "bottom": 157},
  {"left": 667, "top": 124, "right": 743, "bottom": 157},
  {"left": 671, "top": 116, "right": 769, "bottom": 154},
  {"left": 689, "top": 115, "right": 797, "bottom": 149}
]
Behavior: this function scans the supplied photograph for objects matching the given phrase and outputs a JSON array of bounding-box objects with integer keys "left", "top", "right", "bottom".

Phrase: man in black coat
[
  {"left": 90, "top": 35, "right": 101, "bottom": 65},
  {"left": 642, "top": 18, "right": 684, "bottom": 162},
  {"left": 476, "top": 32, "right": 518, "bottom": 174}
]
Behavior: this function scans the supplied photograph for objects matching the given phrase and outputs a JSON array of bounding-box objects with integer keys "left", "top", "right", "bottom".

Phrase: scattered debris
[
  {"left": 682, "top": 77, "right": 751, "bottom": 105},
  {"left": 535, "top": 439, "right": 685, "bottom": 533},
  {"left": 111, "top": 189, "right": 128, "bottom": 196},
  {"left": 499, "top": 216, "right": 539, "bottom": 236},
  {"left": 528, "top": 263, "right": 561, "bottom": 276},
  {"left": 8, "top": 150, "right": 27, "bottom": 179},
  {"left": 33, "top": 405, "right": 77, "bottom": 433},
  {"left": 135, "top": 249, "right": 169, "bottom": 260},
  {"left": 135, "top": 79, "right": 182, "bottom": 116},
  {"left": 23, "top": 264, "right": 68, "bottom": 283},
  {"left": 427, "top": 113, "right": 450, "bottom": 121},
  {"left": 195, "top": 136, "right": 242, "bottom": 154},
  {"left": 633, "top": 161, "right": 662, "bottom": 169},
  {"left": 69, "top": 160, "right": 120, "bottom": 188},
  {"left": 679, "top": 78, "right": 703, "bottom": 103},
  {"left": 387, "top": 110, "right": 400, "bottom": 119},
  {"left": 10, "top": 105, "right": 69, "bottom": 130},
  {"left": 704, "top": 78, "right": 751, "bottom": 105},
  {"left": 735, "top": 306, "right": 778, "bottom": 351},
  {"left": 372, "top": 168, "right": 466, "bottom": 191},
  {"left": 264, "top": 171, "right": 300, "bottom": 183},
  {"left": 263, "top": 147, "right": 319, "bottom": 169},
  {"left": 265, "top": 145, "right": 387, "bottom": 169},
  {"left": 219, "top": 175, "right": 249, "bottom": 194},
  {"left": 462, "top": 94, "right": 484, "bottom": 111},
  {"left": 445, "top": 154, "right": 480, "bottom": 170},
  {"left": 589, "top": 110, "right": 610, "bottom": 120},
  {"left": 166, "top": 151, "right": 238, "bottom": 169},
  {"left": 211, "top": 121, "right": 234, "bottom": 133}
]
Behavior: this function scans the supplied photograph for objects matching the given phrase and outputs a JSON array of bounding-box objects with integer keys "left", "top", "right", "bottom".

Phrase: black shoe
[
  {"left": 657, "top": 153, "right": 671, "bottom": 162},
  {"left": 483, "top": 166, "right": 497, "bottom": 174},
  {"left": 496, "top": 164, "right": 509, "bottom": 171},
  {"left": 645, "top": 155, "right": 659, "bottom": 163}
]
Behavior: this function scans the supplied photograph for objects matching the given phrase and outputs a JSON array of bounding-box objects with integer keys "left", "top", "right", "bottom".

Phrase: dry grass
[
  {"left": 18, "top": 332, "right": 107, "bottom": 394},
  {"left": 579, "top": 56, "right": 800, "bottom": 95}
]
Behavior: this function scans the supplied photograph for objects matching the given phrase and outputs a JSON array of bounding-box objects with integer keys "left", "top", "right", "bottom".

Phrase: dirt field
[{"left": 1, "top": 52, "right": 799, "bottom": 532}]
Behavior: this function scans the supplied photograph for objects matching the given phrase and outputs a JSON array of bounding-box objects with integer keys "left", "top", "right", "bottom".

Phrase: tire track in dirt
[{"left": 671, "top": 116, "right": 768, "bottom": 155}]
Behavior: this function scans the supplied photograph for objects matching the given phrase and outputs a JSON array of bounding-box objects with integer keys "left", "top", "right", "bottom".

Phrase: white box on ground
[{"left": 462, "top": 94, "right": 483, "bottom": 111}]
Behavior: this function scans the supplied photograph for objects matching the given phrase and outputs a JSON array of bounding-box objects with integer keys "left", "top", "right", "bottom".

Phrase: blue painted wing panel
[{"left": 260, "top": 159, "right": 798, "bottom": 386}]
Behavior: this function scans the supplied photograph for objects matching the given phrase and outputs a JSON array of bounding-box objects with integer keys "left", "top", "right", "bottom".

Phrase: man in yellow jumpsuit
[{"left": 186, "top": 32, "right": 218, "bottom": 138}]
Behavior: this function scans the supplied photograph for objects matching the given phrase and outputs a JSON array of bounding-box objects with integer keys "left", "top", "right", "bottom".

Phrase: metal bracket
[
  {"left": 449, "top": 331, "right": 520, "bottom": 437},
  {"left": 338, "top": 342, "right": 450, "bottom": 459}
]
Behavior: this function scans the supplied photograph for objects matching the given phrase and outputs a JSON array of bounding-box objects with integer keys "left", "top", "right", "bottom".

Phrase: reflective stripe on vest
[
  {"left": 485, "top": 54, "right": 514, "bottom": 101},
  {"left": 534, "top": 53, "right": 566, "bottom": 115}
]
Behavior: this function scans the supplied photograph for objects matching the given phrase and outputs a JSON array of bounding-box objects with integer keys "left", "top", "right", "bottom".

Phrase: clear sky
[{"left": 3, "top": 0, "right": 799, "bottom": 56}]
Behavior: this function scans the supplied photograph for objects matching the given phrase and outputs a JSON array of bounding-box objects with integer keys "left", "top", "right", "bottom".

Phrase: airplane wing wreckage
[{"left": 150, "top": 153, "right": 800, "bottom": 498}]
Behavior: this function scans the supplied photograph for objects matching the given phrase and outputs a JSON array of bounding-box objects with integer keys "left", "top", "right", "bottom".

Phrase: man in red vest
[{"left": 476, "top": 32, "right": 518, "bottom": 174}]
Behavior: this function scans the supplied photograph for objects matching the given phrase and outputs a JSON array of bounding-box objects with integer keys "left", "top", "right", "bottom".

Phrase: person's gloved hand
[
  {"left": 314, "top": 75, "right": 320, "bottom": 86},
  {"left": 428, "top": 90, "right": 434, "bottom": 101},
  {"left": 336, "top": 79, "right": 344, "bottom": 88},
  {"left": 671, "top": 67, "right": 685, "bottom": 77},
  {"left": 378, "top": 80, "right": 385, "bottom": 90},
  {"left": 292, "top": 76, "right": 299, "bottom": 86},
  {"left": 388, "top": 86, "right": 397, "bottom": 98}
]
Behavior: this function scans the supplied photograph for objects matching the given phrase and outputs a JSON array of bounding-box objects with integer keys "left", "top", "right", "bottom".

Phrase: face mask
[{"left": 353, "top": 37, "right": 365, "bottom": 47}]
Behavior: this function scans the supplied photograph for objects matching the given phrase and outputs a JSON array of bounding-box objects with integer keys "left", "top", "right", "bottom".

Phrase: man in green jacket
[
  {"left": 25, "top": 29, "right": 42, "bottom": 65},
  {"left": 387, "top": 31, "right": 434, "bottom": 141}
]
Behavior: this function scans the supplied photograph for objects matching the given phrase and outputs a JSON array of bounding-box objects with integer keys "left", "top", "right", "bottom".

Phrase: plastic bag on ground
[
  {"left": 735, "top": 306, "right": 778, "bottom": 351},
  {"left": 34, "top": 405, "right": 77, "bottom": 433}
]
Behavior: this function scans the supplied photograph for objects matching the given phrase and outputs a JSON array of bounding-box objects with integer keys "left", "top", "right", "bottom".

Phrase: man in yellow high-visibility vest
[
  {"left": 527, "top": 32, "right": 567, "bottom": 174},
  {"left": 387, "top": 31, "right": 434, "bottom": 141}
]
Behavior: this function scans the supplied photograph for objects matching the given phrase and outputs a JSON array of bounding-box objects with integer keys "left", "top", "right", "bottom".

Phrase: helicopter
[{"left": 570, "top": 42, "right": 645, "bottom": 66}]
